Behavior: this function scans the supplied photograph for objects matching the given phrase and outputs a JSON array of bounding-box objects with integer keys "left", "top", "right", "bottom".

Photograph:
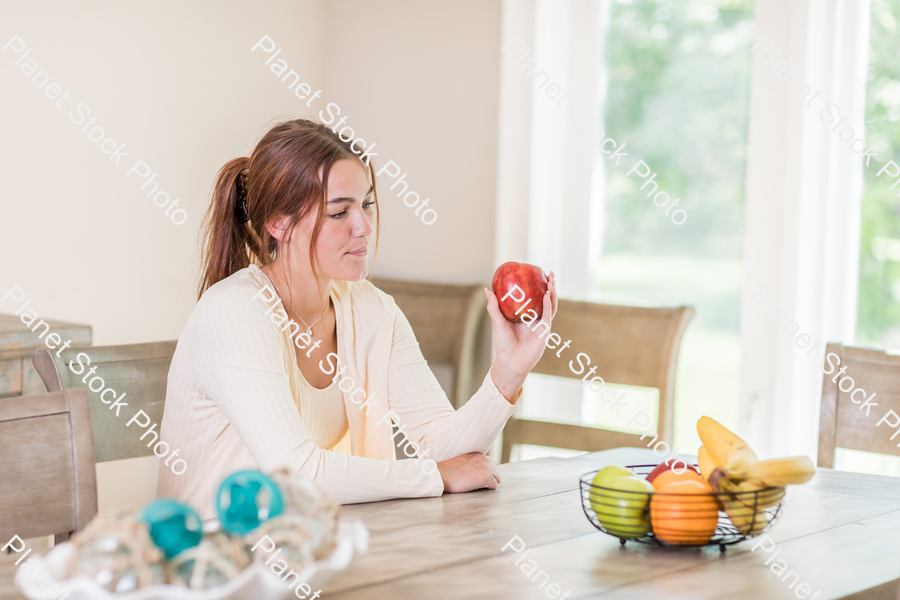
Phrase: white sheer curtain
[
  {"left": 495, "top": 0, "right": 604, "bottom": 454},
  {"left": 496, "top": 0, "right": 602, "bottom": 298},
  {"left": 526, "top": 0, "right": 603, "bottom": 300},
  {"left": 739, "top": 0, "right": 870, "bottom": 458},
  {"left": 495, "top": 0, "right": 536, "bottom": 267}
]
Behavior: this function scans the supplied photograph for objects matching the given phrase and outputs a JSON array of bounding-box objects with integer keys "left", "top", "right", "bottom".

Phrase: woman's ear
[{"left": 266, "top": 217, "right": 292, "bottom": 242}]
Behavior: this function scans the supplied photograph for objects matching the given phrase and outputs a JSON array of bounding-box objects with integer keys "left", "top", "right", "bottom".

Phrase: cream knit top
[
  {"left": 297, "top": 370, "right": 349, "bottom": 450},
  {"left": 156, "top": 265, "right": 521, "bottom": 518}
]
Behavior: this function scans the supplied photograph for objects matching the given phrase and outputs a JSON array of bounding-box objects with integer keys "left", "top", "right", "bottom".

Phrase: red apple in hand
[{"left": 491, "top": 262, "right": 549, "bottom": 322}]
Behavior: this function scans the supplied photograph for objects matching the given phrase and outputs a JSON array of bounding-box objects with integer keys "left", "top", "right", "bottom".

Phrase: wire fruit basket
[{"left": 579, "top": 464, "right": 784, "bottom": 552}]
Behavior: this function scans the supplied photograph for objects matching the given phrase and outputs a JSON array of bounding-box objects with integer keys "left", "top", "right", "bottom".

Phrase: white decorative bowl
[{"left": 15, "top": 520, "right": 368, "bottom": 600}]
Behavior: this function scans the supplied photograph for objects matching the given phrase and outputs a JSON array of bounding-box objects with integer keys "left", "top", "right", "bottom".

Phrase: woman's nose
[{"left": 353, "top": 207, "right": 374, "bottom": 237}]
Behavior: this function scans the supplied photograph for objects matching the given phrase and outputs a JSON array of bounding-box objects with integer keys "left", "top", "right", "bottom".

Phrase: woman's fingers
[
  {"left": 482, "top": 456, "right": 500, "bottom": 489},
  {"left": 486, "top": 456, "right": 501, "bottom": 485},
  {"left": 483, "top": 287, "right": 507, "bottom": 332},
  {"left": 437, "top": 453, "right": 503, "bottom": 493},
  {"left": 541, "top": 287, "right": 554, "bottom": 329},
  {"left": 549, "top": 271, "right": 559, "bottom": 318}
]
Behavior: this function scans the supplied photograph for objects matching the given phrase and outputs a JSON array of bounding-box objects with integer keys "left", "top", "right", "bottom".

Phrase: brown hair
[{"left": 198, "top": 118, "right": 380, "bottom": 298}]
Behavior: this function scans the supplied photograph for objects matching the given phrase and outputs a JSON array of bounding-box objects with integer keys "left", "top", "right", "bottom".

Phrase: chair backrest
[
  {"left": 0, "top": 313, "right": 92, "bottom": 398},
  {"left": 32, "top": 341, "right": 177, "bottom": 463},
  {"left": 371, "top": 277, "right": 491, "bottom": 409},
  {"left": 0, "top": 389, "right": 97, "bottom": 543},
  {"left": 818, "top": 343, "right": 900, "bottom": 468},
  {"left": 502, "top": 299, "right": 694, "bottom": 462}
]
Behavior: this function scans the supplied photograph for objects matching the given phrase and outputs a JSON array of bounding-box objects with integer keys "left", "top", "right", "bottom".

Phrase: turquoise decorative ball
[
  {"left": 216, "top": 470, "right": 284, "bottom": 535},
  {"left": 139, "top": 499, "right": 203, "bottom": 559}
]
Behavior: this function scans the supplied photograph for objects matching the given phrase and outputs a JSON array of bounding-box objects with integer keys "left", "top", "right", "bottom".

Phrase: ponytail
[
  {"left": 197, "top": 119, "right": 380, "bottom": 299},
  {"left": 198, "top": 157, "right": 251, "bottom": 298}
]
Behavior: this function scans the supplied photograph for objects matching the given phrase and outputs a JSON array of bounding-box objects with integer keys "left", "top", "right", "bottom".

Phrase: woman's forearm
[
  {"left": 489, "top": 362, "right": 526, "bottom": 404},
  {"left": 386, "top": 306, "right": 521, "bottom": 462},
  {"left": 408, "top": 371, "right": 520, "bottom": 462}
]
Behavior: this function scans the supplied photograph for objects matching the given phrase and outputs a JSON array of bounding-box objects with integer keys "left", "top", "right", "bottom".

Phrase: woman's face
[{"left": 281, "top": 158, "right": 375, "bottom": 282}]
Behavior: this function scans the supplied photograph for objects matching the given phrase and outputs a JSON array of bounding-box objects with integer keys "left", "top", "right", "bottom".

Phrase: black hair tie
[{"left": 234, "top": 169, "right": 250, "bottom": 224}]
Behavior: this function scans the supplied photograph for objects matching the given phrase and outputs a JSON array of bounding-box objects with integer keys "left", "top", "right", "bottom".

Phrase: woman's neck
[{"left": 262, "top": 259, "right": 333, "bottom": 327}]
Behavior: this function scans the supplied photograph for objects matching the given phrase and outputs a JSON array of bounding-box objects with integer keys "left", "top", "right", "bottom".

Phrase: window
[
  {"left": 516, "top": 0, "right": 756, "bottom": 459},
  {"left": 840, "top": 0, "right": 900, "bottom": 477},
  {"left": 593, "top": 0, "right": 755, "bottom": 451},
  {"left": 857, "top": 0, "right": 900, "bottom": 349}
]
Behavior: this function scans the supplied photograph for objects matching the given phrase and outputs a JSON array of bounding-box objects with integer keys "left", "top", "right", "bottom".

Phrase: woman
[{"left": 156, "top": 119, "right": 558, "bottom": 518}]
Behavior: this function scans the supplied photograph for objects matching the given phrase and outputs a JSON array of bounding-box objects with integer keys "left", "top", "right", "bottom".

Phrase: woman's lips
[{"left": 347, "top": 247, "right": 368, "bottom": 256}]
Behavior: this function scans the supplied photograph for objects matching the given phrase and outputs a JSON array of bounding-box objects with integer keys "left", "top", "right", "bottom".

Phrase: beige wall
[
  {"left": 326, "top": 0, "right": 502, "bottom": 285},
  {"left": 1, "top": 1, "right": 502, "bottom": 514},
  {"left": 1, "top": 0, "right": 329, "bottom": 346}
]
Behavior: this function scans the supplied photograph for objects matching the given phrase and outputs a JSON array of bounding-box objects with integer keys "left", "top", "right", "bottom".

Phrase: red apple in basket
[
  {"left": 491, "top": 262, "right": 549, "bottom": 322},
  {"left": 646, "top": 462, "right": 700, "bottom": 484}
]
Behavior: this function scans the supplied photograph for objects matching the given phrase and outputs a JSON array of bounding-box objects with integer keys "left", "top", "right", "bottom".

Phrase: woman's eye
[{"left": 330, "top": 202, "right": 373, "bottom": 218}]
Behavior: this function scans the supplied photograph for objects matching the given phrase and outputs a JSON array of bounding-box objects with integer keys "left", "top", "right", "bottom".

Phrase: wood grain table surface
[{"left": 2, "top": 447, "right": 898, "bottom": 600}]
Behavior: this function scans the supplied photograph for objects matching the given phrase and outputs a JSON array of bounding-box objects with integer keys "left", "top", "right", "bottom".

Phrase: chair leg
[
  {"left": 501, "top": 419, "right": 518, "bottom": 464},
  {"left": 501, "top": 442, "right": 512, "bottom": 464}
]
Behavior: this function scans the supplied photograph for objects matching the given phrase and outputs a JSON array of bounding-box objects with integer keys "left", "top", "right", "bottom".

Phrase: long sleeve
[
  {"left": 385, "top": 304, "right": 521, "bottom": 461},
  {"left": 192, "top": 284, "right": 444, "bottom": 504}
]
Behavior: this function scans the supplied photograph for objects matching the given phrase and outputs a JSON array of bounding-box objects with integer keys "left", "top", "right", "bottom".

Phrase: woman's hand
[
  {"left": 484, "top": 271, "right": 558, "bottom": 403},
  {"left": 437, "top": 452, "right": 501, "bottom": 493}
]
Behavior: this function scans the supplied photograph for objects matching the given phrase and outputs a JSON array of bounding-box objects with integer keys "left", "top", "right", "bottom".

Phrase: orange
[
  {"left": 649, "top": 479, "right": 719, "bottom": 545},
  {"left": 650, "top": 468, "right": 704, "bottom": 491}
]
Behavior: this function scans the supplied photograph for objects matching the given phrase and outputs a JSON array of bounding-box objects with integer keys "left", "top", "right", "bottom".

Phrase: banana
[
  {"left": 697, "top": 445, "right": 720, "bottom": 483},
  {"left": 705, "top": 463, "right": 779, "bottom": 535},
  {"left": 721, "top": 493, "right": 771, "bottom": 535},
  {"left": 695, "top": 417, "right": 815, "bottom": 537},
  {"left": 696, "top": 416, "right": 759, "bottom": 472},
  {"left": 721, "top": 478, "right": 785, "bottom": 511},
  {"left": 733, "top": 456, "right": 816, "bottom": 487},
  {"left": 709, "top": 476, "right": 772, "bottom": 534},
  {"left": 725, "top": 447, "right": 760, "bottom": 473}
]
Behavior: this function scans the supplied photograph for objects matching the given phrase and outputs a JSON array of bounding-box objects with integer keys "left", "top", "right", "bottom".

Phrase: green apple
[
  {"left": 592, "top": 466, "right": 634, "bottom": 488},
  {"left": 589, "top": 466, "right": 633, "bottom": 513},
  {"left": 592, "top": 475, "right": 654, "bottom": 539}
]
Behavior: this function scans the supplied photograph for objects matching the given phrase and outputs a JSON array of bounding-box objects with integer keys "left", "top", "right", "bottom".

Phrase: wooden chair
[
  {"left": 0, "top": 389, "right": 97, "bottom": 544},
  {"left": 0, "top": 313, "right": 91, "bottom": 399},
  {"left": 501, "top": 300, "right": 694, "bottom": 463},
  {"left": 32, "top": 341, "right": 177, "bottom": 463},
  {"left": 818, "top": 343, "right": 900, "bottom": 468},
  {"left": 371, "top": 277, "right": 492, "bottom": 410}
]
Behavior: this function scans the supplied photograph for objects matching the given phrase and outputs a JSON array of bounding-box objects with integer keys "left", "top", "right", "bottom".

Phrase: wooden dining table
[
  {"left": 1, "top": 447, "right": 898, "bottom": 600},
  {"left": 321, "top": 447, "right": 900, "bottom": 600}
]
